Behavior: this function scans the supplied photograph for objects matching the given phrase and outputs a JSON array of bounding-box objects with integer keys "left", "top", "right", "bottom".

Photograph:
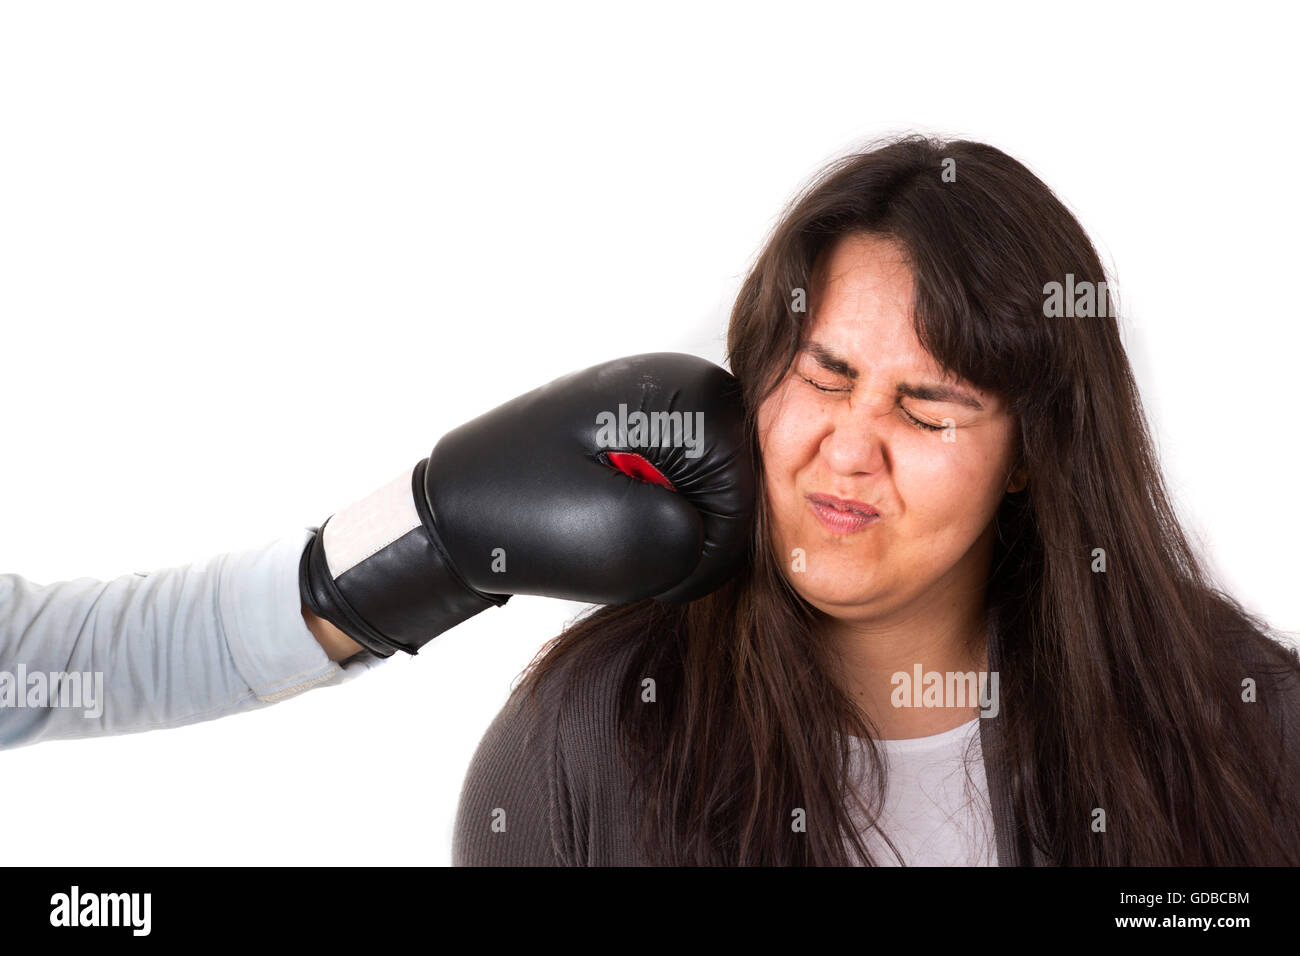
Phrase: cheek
[
  {"left": 757, "top": 390, "right": 816, "bottom": 482},
  {"left": 757, "top": 393, "right": 824, "bottom": 549},
  {"left": 896, "top": 434, "right": 1009, "bottom": 534}
]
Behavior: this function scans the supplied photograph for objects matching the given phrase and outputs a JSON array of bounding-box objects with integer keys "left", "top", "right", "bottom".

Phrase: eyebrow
[{"left": 801, "top": 341, "right": 985, "bottom": 411}]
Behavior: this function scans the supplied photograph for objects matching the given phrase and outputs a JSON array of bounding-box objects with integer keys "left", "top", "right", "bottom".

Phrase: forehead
[{"left": 808, "top": 233, "right": 941, "bottom": 376}]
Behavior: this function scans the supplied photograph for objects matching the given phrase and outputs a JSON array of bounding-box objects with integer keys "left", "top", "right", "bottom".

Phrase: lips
[
  {"left": 805, "top": 492, "right": 881, "bottom": 535},
  {"left": 806, "top": 493, "right": 879, "bottom": 516}
]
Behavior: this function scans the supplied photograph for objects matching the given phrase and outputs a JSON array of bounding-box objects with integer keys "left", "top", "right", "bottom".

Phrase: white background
[{"left": 1, "top": 1, "right": 1296, "bottom": 865}]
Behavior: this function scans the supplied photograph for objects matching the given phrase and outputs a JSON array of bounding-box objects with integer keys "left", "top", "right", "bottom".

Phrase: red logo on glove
[{"left": 603, "top": 452, "right": 676, "bottom": 491}]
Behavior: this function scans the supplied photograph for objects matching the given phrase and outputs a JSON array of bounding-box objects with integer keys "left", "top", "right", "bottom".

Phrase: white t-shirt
[{"left": 841, "top": 716, "right": 998, "bottom": 866}]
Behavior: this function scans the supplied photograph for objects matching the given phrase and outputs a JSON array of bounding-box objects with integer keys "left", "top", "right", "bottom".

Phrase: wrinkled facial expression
[{"left": 756, "top": 233, "right": 1023, "bottom": 621}]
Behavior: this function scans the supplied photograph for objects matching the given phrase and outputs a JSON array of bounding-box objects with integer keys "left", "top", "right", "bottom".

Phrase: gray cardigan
[{"left": 452, "top": 610, "right": 1300, "bottom": 866}]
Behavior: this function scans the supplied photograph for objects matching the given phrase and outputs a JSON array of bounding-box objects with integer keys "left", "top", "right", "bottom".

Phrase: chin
[{"left": 790, "top": 571, "right": 882, "bottom": 616}]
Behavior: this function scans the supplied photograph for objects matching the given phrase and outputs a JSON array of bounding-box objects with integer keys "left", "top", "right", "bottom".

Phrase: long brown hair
[{"left": 518, "top": 134, "right": 1300, "bottom": 865}]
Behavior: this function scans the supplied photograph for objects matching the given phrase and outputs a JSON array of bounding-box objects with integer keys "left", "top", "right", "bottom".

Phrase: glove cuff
[{"left": 298, "top": 459, "right": 509, "bottom": 658}]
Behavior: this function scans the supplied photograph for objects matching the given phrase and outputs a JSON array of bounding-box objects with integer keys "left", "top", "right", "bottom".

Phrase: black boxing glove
[{"left": 299, "top": 352, "right": 753, "bottom": 658}]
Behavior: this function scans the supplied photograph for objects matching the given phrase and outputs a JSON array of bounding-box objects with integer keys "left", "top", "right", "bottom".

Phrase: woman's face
[{"left": 757, "top": 233, "right": 1024, "bottom": 624}]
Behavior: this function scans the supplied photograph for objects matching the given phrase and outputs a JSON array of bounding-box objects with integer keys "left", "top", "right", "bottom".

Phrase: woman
[{"left": 452, "top": 135, "right": 1300, "bottom": 866}]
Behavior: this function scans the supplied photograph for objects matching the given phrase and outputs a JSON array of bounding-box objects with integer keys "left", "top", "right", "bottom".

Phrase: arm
[
  {"left": 302, "top": 605, "right": 365, "bottom": 662},
  {"left": 0, "top": 527, "right": 381, "bottom": 751}
]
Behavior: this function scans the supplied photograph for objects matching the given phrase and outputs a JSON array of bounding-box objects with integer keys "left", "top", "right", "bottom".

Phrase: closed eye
[
  {"left": 900, "top": 405, "right": 946, "bottom": 432},
  {"left": 800, "top": 374, "right": 850, "bottom": 393},
  {"left": 802, "top": 372, "right": 951, "bottom": 433}
]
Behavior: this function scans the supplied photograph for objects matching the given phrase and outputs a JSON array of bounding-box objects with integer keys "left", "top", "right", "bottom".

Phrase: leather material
[
  {"left": 300, "top": 351, "right": 754, "bottom": 656},
  {"left": 298, "top": 480, "right": 508, "bottom": 658},
  {"left": 424, "top": 352, "right": 753, "bottom": 605}
]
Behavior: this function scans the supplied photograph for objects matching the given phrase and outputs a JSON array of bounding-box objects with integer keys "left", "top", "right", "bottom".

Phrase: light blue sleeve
[{"left": 0, "top": 527, "right": 384, "bottom": 750}]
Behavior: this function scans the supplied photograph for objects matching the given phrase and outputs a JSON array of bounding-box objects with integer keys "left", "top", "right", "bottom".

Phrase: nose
[{"left": 818, "top": 393, "right": 888, "bottom": 476}]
